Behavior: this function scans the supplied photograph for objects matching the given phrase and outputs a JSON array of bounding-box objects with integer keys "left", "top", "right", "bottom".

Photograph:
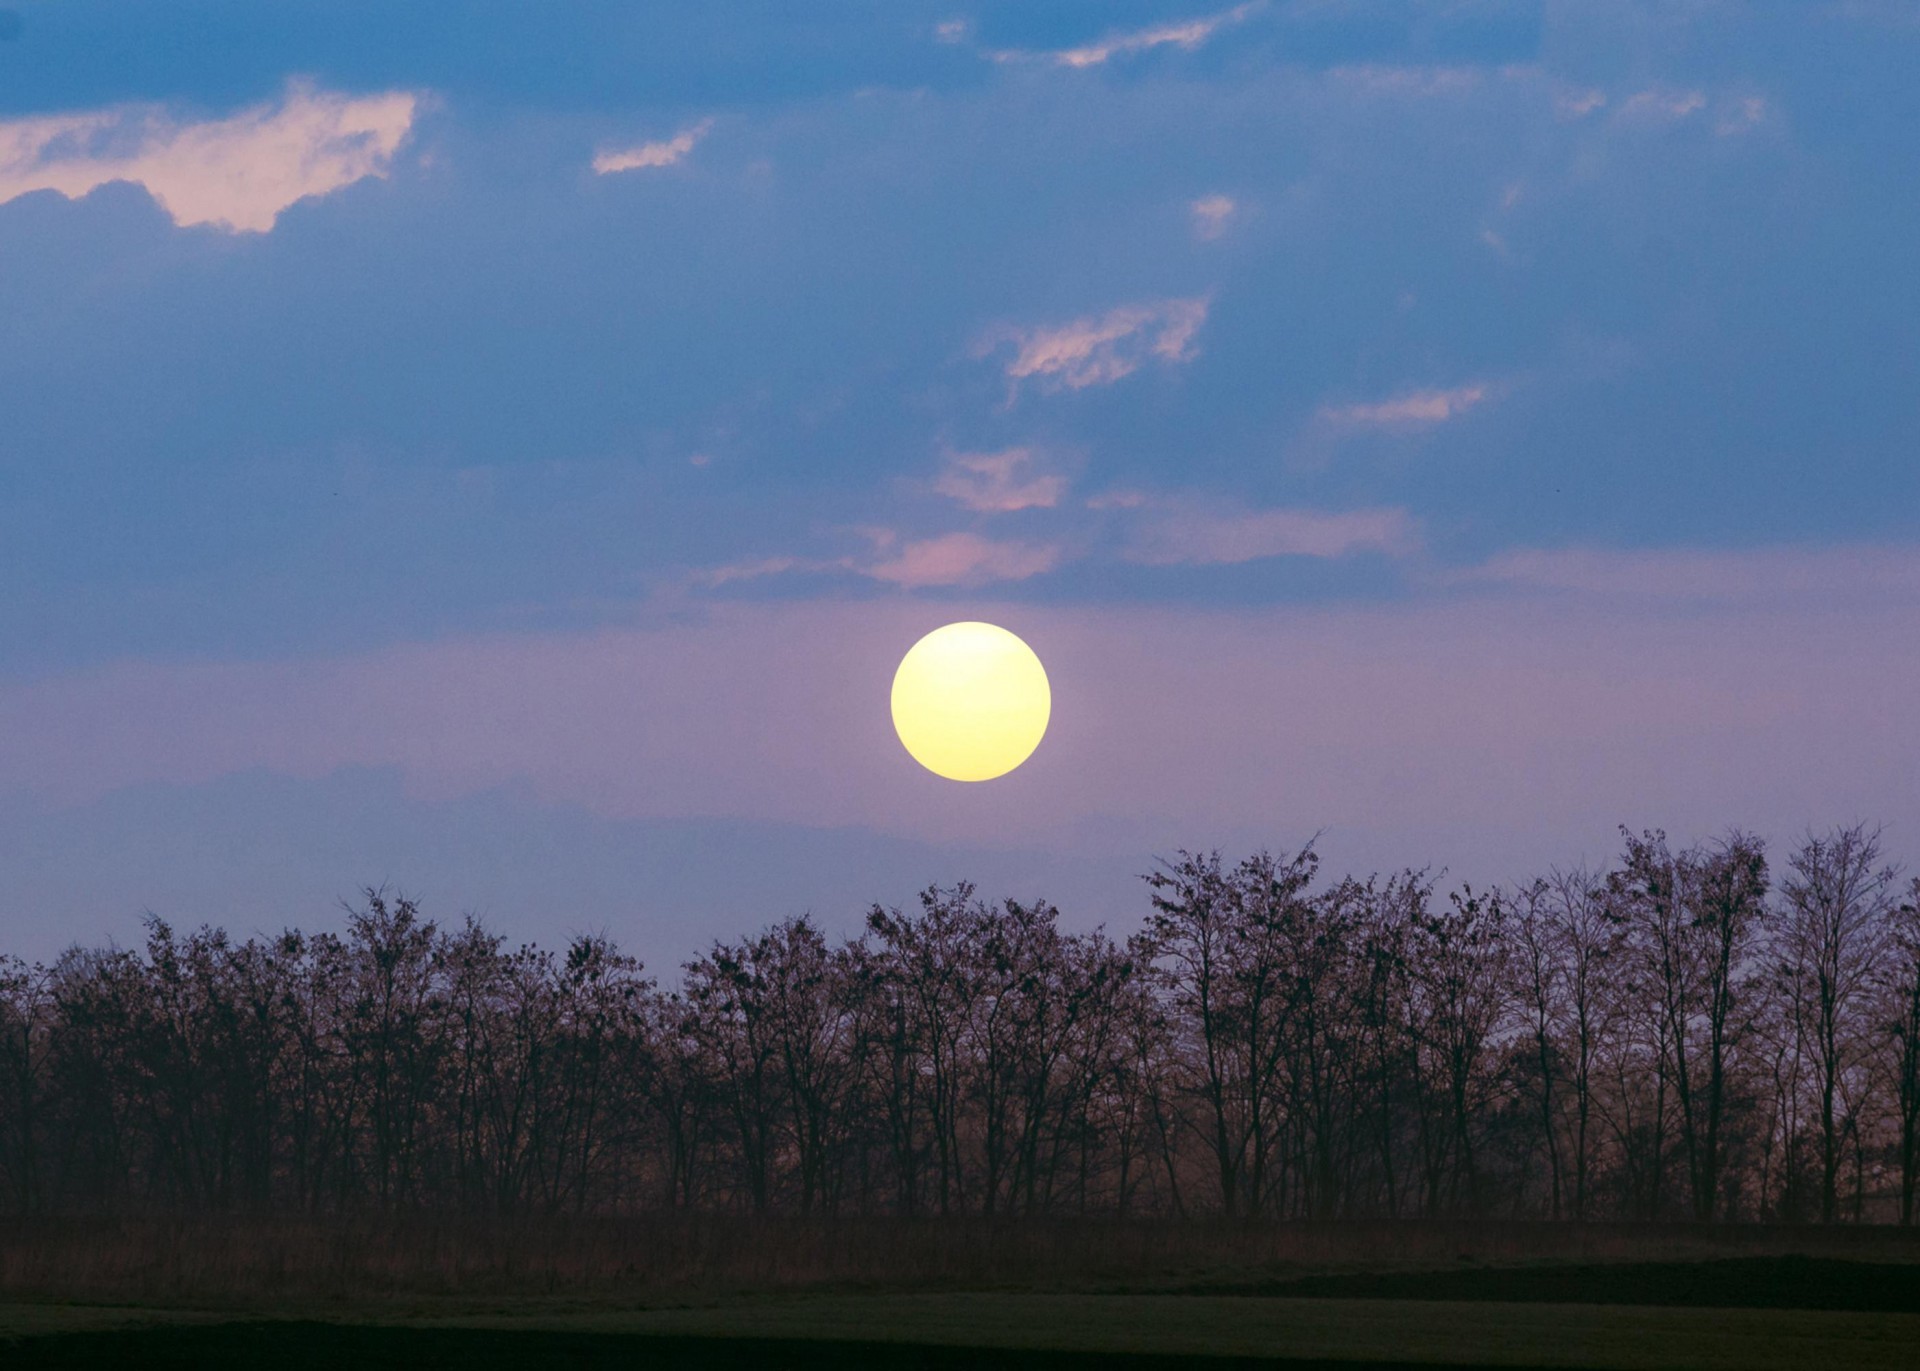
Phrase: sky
[{"left": 2, "top": 1, "right": 1917, "bottom": 967}]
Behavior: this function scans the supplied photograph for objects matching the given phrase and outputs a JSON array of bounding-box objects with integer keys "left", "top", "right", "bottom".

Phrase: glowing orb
[{"left": 890, "top": 621, "right": 1051, "bottom": 782}]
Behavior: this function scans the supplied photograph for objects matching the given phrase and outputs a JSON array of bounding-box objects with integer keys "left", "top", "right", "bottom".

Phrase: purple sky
[
  {"left": 4, "top": 574, "right": 1914, "bottom": 962},
  {"left": 2, "top": 3, "right": 1918, "bottom": 965}
]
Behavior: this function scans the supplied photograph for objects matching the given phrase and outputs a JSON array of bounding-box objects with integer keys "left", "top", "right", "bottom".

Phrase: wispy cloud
[
  {"left": 933, "top": 448, "right": 1066, "bottom": 513},
  {"left": 986, "top": 2, "right": 1262, "bottom": 68},
  {"left": 1555, "top": 86, "right": 1608, "bottom": 120},
  {"left": 593, "top": 118, "right": 714, "bottom": 175},
  {"left": 1319, "top": 383, "right": 1491, "bottom": 429},
  {"left": 1833, "top": 0, "right": 1920, "bottom": 30},
  {"left": 1104, "top": 494, "right": 1418, "bottom": 566},
  {"left": 1448, "top": 545, "right": 1920, "bottom": 605},
  {"left": 1715, "top": 96, "right": 1769, "bottom": 136},
  {"left": 688, "top": 555, "right": 838, "bottom": 589},
  {"left": 689, "top": 528, "right": 1064, "bottom": 593},
  {"left": 1551, "top": 84, "right": 1763, "bottom": 134},
  {"left": 0, "top": 80, "right": 418, "bottom": 232},
  {"left": 1618, "top": 88, "right": 1707, "bottom": 124},
  {"left": 1190, "top": 194, "right": 1237, "bottom": 240},
  {"left": 863, "top": 531, "right": 1062, "bottom": 588},
  {"left": 1330, "top": 65, "right": 1484, "bottom": 99},
  {"left": 985, "top": 296, "right": 1209, "bottom": 393}
]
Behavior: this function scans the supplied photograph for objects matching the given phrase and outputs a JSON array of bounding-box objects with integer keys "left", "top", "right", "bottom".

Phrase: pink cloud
[
  {"left": 933, "top": 448, "right": 1066, "bottom": 513},
  {"left": 1555, "top": 87, "right": 1608, "bottom": 120},
  {"left": 1190, "top": 194, "right": 1237, "bottom": 240},
  {"left": 593, "top": 118, "right": 714, "bottom": 174},
  {"left": 1122, "top": 501, "right": 1418, "bottom": 565},
  {"left": 688, "top": 555, "right": 842, "bottom": 588},
  {"left": 1329, "top": 65, "right": 1484, "bottom": 99},
  {"left": 1449, "top": 544, "right": 1920, "bottom": 604},
  {"left": 1619, "top": 88, "right": 1708, "bottom": 123},
  {"left": 986, "top": 297, "right": 1209, "bottom": 392},
  {"left": 987, "top": 3, "right": 1262, "bottom": 68},
  {"left": 1715, "top": 97, "right": 1769, "bottom": 136},
  {"left": 0, "top": 81, "right": 419, "bottom": 233},
  {"left": 687, "top": 523, "right": 1065, "bottom": 592},
  {"left": 1319, "top": 382, "right": 1491, "bottom": 428},
  {"left": 863, "top": 532, "right": 1062, "bottom": 588}
]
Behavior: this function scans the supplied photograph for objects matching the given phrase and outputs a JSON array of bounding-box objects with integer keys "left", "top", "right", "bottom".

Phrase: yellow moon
[{"left": 891, "top": 622, "right": 1050, "bottom": 782}]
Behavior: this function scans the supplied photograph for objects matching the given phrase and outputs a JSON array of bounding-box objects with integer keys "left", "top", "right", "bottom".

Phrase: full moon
[{"left": 891, "top": 622, "right": 1051, "bottom": 782}]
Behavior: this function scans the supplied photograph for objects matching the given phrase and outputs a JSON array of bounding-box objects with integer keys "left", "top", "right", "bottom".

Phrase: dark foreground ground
[
  {"left": 0, "top": 1322, "right": 1585, "bottom": 1371},
  {"left": 1191, "top": 1252, "right": 1920, "bottom": 1309},
  {"left": 5, "top": 1229, "right": 1920, "bottom": 1369}
]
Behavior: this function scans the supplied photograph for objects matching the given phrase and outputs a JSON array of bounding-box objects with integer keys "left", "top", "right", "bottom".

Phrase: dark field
[
  {"left": 7, "top": 1214, "right": 1920, "bottom": 1302},
  {"left": 0, "top": 1322, "right": 1591, "bottom": 1371},
  {"left": 5, "top": 1288, "right": 1920, "bottom": 1371},
  {"left": 1191, "top": 1253, "right": 1920, "bottom": 1311},
  {"left": 5, "top": 1222, "right": 1920, "bottom": 1369}
]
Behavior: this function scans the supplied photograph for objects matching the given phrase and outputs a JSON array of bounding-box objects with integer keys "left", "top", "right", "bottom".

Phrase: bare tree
[
  {"left": 1512, "top": 880, "right": 1566, "bottom": 1217},
  {"left": 1410, "top": 886, "right": 1510, "bottom": 1215},
  {"left": 0, "top": 956, "right": 52, "bottom": 1214},
  {"left": 1139, "top": 850, "right": 1244, "bottom": 1214},
  {"left": 1544, "top": 866, "right": 1624, "bottom": 1220},
  {"left": 754, "top": 917, "right": 854, "bottom": 1214},
  {"left": 1688, "top": 833, "right": 1770, "bottom": 1220},
  {"left": 1612, "top": 830, "right": 1695, "bottom": 1219},
  {"left": 3, "top": 824, "right": 1915, "bottom": 1226},
  {"left": 1777, "top": 825, "right": 1898, "bottom": 1222},
  {"left": 683, "top": 936, "right": 781, "bottom": 1213},
  {"left": 1885, "top": 878, "right": 1920, "bottom": 1224},
  {"left": 1140, "top": 846, "right": 1317, "bottom": 1215}
]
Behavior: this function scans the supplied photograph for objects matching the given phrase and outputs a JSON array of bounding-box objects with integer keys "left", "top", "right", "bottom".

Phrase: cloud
[
  {"left": 1553, "top": 86, "right": 1763, "bottom": 135},
  {"left": 1447, "top": 544, "right": 1920, "bottom": 605},
  {"left": 1318, "top": 383, "right": 1491, "bottom": 428},
  {"left": 988, "top": 2, "right": 1263, "bottom": 68},
  {"left": 593, "top": 118, "right": 714, "bottom": 174},
  {"left": 690, "top": 493, "right": 1403, "bottom": 598},
  {"left": 1618, "top": 88, "right": 1708, "bottom": 124},
  {"left": 1190, "top": 194, "right": 1237, "bottom": 240},
  {"left": 933, "top": 448, "right": 1066, "bottom": 513},
  {"left": 1555, "top": 87, "right": 1608, "bottom": 119},
  {"left": 1715, "top": 96, "right": 1769, "bottom": 136},
  {"left": 0, "top": 80, "right": 419, "bottom": 232},
  {"left": 1329, "top": 65, "right": 1484, "bottom": 99},
  {"left": 1117, "top": 498, "right": 1418, "bottom": 566},
  {"left": 688, "top": 555, "right": 839, "bottom": 589},
  {"left": 1832, "top": 0, "right": 1920, "bottom": 30},
  {"left": 688, "top": 525, "right": 1064, "bottom": 592},
  {"left": 863, "top": 532, "right": 1062, "bottom": 588},
  {"left": 985, "top": 296, "right": 1209, "bottom": 392}
]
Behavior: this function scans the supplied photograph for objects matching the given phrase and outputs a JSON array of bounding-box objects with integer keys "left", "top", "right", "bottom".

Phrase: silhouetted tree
[
  {"left": 1, "top": 823, "right": 1913, "bottom": 1223},
  {"left": 1886, "top": 878, "right": 1920, "bottom": 1224},
  {"left": 1777, "top": 825, "right": 1898, "bottom": 1222}
]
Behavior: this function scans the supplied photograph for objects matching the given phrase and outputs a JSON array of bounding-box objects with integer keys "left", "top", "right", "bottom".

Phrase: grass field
[
  {"left": 2, "top": 1292, "right": 1918, "bottom": 1369},
  {"left": 6, "top": 1215, "right": 1919, "bottom": 1303},
  {"left": 4, "top": 1226, "right": 1920, "bottom": 1368}
]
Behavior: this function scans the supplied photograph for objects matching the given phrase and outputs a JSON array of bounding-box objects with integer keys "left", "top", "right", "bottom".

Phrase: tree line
[{"left": 2, "top": 822, "right": 1919, "bottom": 1224}]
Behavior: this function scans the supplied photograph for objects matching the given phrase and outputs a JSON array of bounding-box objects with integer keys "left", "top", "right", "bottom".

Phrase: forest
[{"left": 2, "top": 822, "right": 1918, "bottom": 1227}]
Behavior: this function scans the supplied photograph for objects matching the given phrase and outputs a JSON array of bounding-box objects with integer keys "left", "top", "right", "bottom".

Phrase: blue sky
[{"left": 2, "top": 2, "right": 1917, "bottom": 964}]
